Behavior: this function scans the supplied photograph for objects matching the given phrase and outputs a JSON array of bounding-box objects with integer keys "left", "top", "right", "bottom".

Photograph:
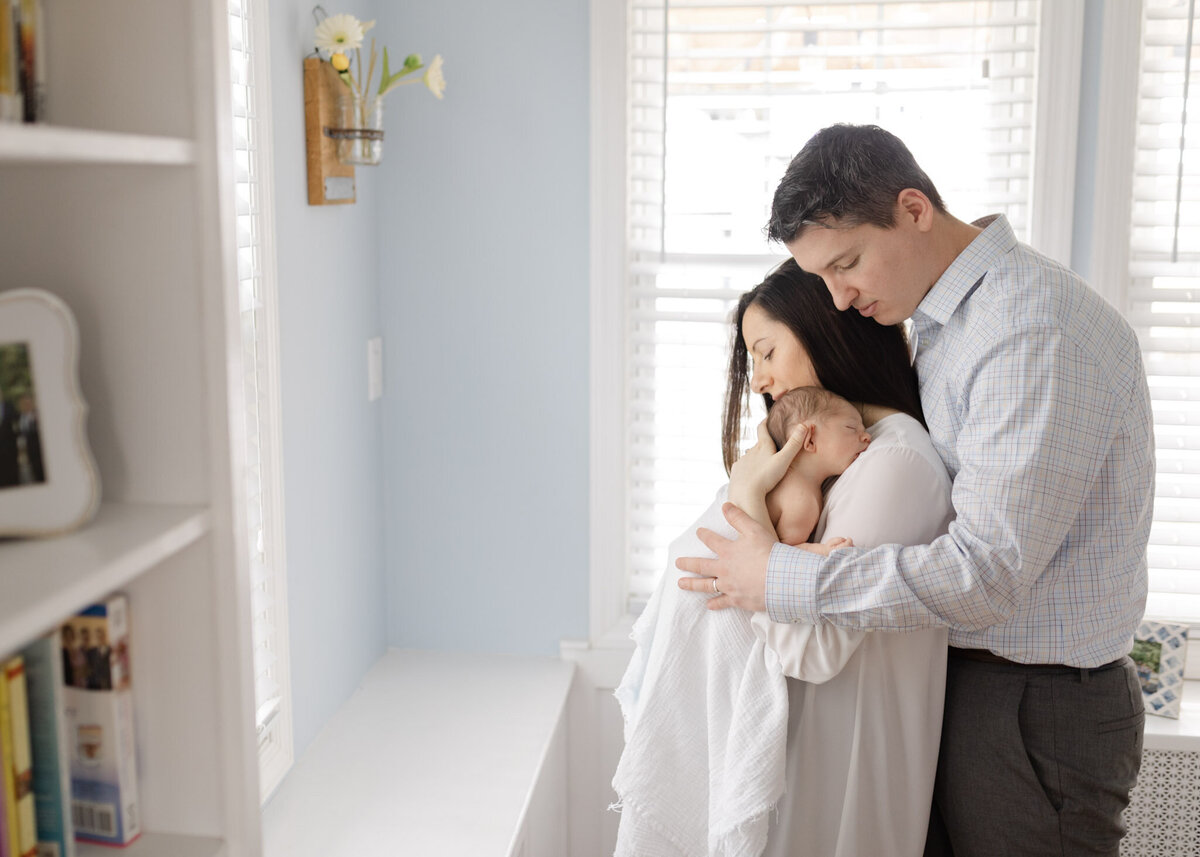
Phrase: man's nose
[{"left": 826, "top": 279, "right": 856, "bottom": 311}]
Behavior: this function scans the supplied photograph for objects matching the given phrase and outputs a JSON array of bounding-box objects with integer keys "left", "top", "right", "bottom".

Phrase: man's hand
[{"left": 676, "top": 502, "right": 775, "bottom": 611}]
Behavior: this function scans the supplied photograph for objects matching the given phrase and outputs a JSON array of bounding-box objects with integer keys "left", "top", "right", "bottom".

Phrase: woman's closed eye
[{"left": 835, "top": 258, "right": 859, "bottom": 272}]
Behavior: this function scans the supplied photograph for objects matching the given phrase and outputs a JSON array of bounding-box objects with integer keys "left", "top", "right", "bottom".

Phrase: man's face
[{"left": 785, "top": 207, "right": 933, "bottom": 326}]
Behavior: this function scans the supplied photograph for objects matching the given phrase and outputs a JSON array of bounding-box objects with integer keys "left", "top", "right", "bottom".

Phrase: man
[{"left": 678, "top": 124, "right": 1154, "bottom": 855}]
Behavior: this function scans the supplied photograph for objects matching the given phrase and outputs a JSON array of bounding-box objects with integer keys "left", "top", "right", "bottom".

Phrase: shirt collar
[{"left": 912, "top": 213, "right": 1015, "bottom": 327}]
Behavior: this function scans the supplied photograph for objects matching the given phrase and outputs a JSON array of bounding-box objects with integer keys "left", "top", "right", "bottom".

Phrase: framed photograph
[
  {"left": 0, "top": 288, "right": 99, "bottom": 536},
  {"left": 1131, "top": 619, "right": 1190, "bottom": 719}
]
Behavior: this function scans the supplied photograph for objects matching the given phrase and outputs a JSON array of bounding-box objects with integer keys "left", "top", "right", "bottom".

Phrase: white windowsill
[
  {"left": 1142, "top": 679, "right": 1200, "bottom": 751},
  {"left": 261, "top": 649, "right": 574, "bottom": 857}
]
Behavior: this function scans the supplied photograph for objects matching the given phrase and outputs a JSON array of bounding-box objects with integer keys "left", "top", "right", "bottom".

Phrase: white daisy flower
[
  {"left": 314, "top": 14, "right": 373, "bottom": 54},
  {"left": 423, "top": 54, "right": 446, "bottom": 100}
]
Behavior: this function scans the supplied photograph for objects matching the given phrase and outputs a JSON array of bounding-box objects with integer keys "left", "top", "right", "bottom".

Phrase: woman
[{"left": 726, "top": 258, "right": 953, "bottom": 856}]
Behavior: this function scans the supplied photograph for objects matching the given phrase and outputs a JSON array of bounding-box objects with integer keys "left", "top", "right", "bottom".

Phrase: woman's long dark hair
[{"left": 722, "top": 258, "right": 924, "bottom": 474}]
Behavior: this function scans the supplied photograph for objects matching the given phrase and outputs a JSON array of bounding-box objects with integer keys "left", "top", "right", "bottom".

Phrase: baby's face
[{"left": 811, "top": 400, "right": 871, "bottom": 472}]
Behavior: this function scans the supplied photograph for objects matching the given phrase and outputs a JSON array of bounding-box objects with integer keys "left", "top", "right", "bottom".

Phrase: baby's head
[
  {"left": 765, "top": 387, "right": 871, "bottom": 545},
  {"left": 767, "top": 387, "right": 871, "bottom": 476}
]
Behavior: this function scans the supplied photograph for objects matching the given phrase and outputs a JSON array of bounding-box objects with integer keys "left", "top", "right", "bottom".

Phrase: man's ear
[{"left": 896, "top": 188, "right": 935, "bottom": 233}]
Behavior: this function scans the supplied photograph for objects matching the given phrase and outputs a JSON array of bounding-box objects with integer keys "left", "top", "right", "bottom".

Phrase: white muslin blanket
[{"left": 612, "top": 489, "right": 789, "bottom": 857}]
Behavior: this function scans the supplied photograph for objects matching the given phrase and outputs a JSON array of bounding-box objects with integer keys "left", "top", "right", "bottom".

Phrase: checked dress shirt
[{"left": 765, "top": 214, "right": 1155, "bottom": 668}]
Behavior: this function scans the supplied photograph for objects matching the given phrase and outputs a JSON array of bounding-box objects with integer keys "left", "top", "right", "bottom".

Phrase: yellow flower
[
  {"left": 330, "top": 52, "right": 350, "bottom": 71},
  {"left": 423, "top": 55, "right": 446, "bottom": 100}
]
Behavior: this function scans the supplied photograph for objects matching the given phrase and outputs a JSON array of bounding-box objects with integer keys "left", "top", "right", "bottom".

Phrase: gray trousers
[{"left": 923, "top": 652, "right": 1144, "bottom": 857}]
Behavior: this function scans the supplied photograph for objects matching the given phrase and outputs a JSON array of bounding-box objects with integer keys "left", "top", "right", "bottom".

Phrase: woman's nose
[{"left": 750, "top": 367, "right": 767, "bottom": 394}]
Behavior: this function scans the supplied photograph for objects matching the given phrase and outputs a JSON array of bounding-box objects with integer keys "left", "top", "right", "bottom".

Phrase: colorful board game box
[{"left": 61, "top": 596, "right": 139, "bottom": 846}]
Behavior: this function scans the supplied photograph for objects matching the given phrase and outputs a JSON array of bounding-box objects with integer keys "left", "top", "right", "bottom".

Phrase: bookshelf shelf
[
  {"left": 0, "top": 1, "right": 263, "bottom": 852},
  {"left": 0, "top": 503, "right": 210, "bottom": 659},
  {"left": 77, "top": 831, "right": 224, "bottom": 857},
  {"left": 0, "top": 124, "right": 195, "bottom": 165}
]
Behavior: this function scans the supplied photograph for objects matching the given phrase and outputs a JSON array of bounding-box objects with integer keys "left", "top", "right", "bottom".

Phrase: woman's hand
[{"left": 729, "top": 420, "right": 809, "bottom": 507}]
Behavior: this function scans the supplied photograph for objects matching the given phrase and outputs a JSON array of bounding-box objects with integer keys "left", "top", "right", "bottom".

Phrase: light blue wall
[
  {"left": 373, "top": 0, "right": 592, "bottom": 654},
  {"left": 269, "top": 0, "right": 389, "bottom": 756},
  {"left": 266, "top": 0, "right": 590, "bottom": 759}
]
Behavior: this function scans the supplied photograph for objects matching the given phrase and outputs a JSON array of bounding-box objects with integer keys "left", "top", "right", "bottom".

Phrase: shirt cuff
[{"left": 765, "top": 541, "right": 822, "bottom": 624}]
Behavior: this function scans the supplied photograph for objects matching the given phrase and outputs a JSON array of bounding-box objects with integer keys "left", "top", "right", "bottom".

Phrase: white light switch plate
[{"left": 367, "top": 337, "right": 383, "bottom": 401}]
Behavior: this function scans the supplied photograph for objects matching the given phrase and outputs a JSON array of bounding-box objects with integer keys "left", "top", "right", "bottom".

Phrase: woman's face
[{"left": 742, "top": 302, "right": 820, "bottom": 400}]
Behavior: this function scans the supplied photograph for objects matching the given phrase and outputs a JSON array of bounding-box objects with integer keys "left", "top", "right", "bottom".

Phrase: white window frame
[
  {"left": 1087, "top": 0, "right": 1200, "bottom": 676},
  {"left": 230, "top": 0, "right": 295, "bottom": 801},
  {"left": 588, "top": 0, "right": 1084, "bottom": 645}
]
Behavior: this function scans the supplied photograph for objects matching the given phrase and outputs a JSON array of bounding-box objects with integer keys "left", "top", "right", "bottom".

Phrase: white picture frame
[
  {"left": 1131, "top": 619, "right": 1190, "bottom": 719},
  {"left": 0, "top": 288, "right": 100, "bottom": 536}
]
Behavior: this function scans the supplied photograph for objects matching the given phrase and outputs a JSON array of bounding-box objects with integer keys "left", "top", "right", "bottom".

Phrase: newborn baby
[{"left": 764, "top": 387, "right": 871, "bottom": 545}]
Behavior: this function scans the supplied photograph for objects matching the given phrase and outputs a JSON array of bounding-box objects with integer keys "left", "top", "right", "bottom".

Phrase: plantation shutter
[
  {"left": 228, "top": 0, "right": 291, "bottom": 751},
  {"left": 1129, "top": 0, "right": 1200, "bottom": 623},
  {"left": 625, "top": 0, "right": 1045, "bottom": 612}
]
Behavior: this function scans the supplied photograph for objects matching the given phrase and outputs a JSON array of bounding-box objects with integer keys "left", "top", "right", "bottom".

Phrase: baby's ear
[{"left": 802, "top": 424, "right": 817, "bottom": 451}]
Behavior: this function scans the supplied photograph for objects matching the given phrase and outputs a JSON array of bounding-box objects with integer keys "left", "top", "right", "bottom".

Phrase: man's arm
[{"left": 685, "top": 327, "right": 1133, "bottom": 631}]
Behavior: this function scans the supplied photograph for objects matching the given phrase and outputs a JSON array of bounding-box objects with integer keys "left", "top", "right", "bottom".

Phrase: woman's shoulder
[{"left": 856, "top": 413, "right": 949, "bottom": 485}]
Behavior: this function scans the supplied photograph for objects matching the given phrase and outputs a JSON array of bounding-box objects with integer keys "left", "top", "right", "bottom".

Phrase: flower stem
[{"left": 366, "top": 38, "right": 377, "bottom": 100}]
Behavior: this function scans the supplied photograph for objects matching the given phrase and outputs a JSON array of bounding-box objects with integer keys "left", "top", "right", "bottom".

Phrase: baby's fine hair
[{"left": 765, "top": 387, "right": 846, "bottom": 450}]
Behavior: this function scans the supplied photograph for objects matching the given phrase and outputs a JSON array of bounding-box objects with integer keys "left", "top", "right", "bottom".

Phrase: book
[
  {"left": 0, "top": 657, "right": 37, "bottom": 857},
  {"left": 0, "top": 733, "right": 10, "bottom": 857},
  {"left": 20, "top": 633, "right": 74, "bottom": 857},
  {"left": 61, "top": 596, "right": 140, "bottom": 847},
  {"left": 14, "top": 0, "right": 41, "bottom": 122},
  {"left": 0, "top": 0, "right": 20, "bottom": 121}
]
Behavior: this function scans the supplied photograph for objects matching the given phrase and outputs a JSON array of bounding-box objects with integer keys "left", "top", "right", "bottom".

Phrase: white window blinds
[
  {"left": 1130, "top": 0, "right": 1200, "bottom": 624},
  {"left": 625, "top": 0, "right": 1046, "bottom": 612},
  {"left": 229, "top": 0, "right": 293, "bottom": 797}
]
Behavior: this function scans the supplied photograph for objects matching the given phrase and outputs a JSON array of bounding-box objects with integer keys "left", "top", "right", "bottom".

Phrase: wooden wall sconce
[{"left": 303, "top": 56, "right": 355, "bottom": 205}]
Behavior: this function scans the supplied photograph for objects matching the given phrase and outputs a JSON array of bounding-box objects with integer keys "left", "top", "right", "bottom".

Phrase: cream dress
[{"left": 752, "top": 412, "right": 954, "bottom": 857}]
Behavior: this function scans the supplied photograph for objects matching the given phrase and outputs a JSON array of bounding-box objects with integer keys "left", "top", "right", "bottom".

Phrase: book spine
[
  {"left": 21, "top": 634, "right": 74, "bottom": 857},
  {"left": 14, "top": 0, "right": 39, "bottom": 122},
  {"left": 0, "top": 720, "right": 10, "bottom": 857},
  {"left": 2, "top": 659, "right": 36, "bottom": 857},
  {"left": 0, "top": 0, "right": 19, "bottom": 121},
  {"left": 0, "top": 660, "right": 19, "bottom": 857}
]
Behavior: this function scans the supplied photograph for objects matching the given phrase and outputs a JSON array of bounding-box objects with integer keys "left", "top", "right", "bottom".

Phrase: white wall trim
[
  {"left": 590, "top": 0, "right": 633, "bottom": 643},
  {"left": 192, "top": 0, "right": 262, "bottom": 852},
  {"left": 561, "top": 638, "right": 634, "bottom": 857},
  {"left": 1030, "top": 0, "right": 1085, "bottom": 265},
  {"left": 1087, "top": 0, "right": 1143, "bottom": 310}
]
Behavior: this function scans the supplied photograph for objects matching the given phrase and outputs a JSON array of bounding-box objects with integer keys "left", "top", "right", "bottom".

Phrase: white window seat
[{"left": 261, "top": 649, "right": 575, "bottom": 857}]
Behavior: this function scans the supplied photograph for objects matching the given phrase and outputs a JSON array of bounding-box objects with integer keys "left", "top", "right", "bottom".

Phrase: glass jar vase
[{"left": 333, "top": 94, "right": 384, "bottom": 166}]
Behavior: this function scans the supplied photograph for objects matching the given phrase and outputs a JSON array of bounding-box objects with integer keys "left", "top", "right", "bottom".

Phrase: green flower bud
[{"left": 404, "top": 53, "right": 422, "bottom": 70}]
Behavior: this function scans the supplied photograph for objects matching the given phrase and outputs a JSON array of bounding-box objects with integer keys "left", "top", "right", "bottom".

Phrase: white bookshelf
[
  {"left": 0, "top": 1, "right": 262, "bottom": 855},
  {"left": 0, "top": 125, "right": 195, "bottom": 165},
  {"left": 0, "top": 503, "right": 211, "bottom": 656},
  {"left": 78, "top": 832, "right": 224, "bottom": 857}
]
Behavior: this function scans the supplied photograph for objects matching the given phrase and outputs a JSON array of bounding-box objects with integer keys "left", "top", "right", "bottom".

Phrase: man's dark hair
[{"left": 766, "top": 124, "right": 947, "bottom": 244}]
